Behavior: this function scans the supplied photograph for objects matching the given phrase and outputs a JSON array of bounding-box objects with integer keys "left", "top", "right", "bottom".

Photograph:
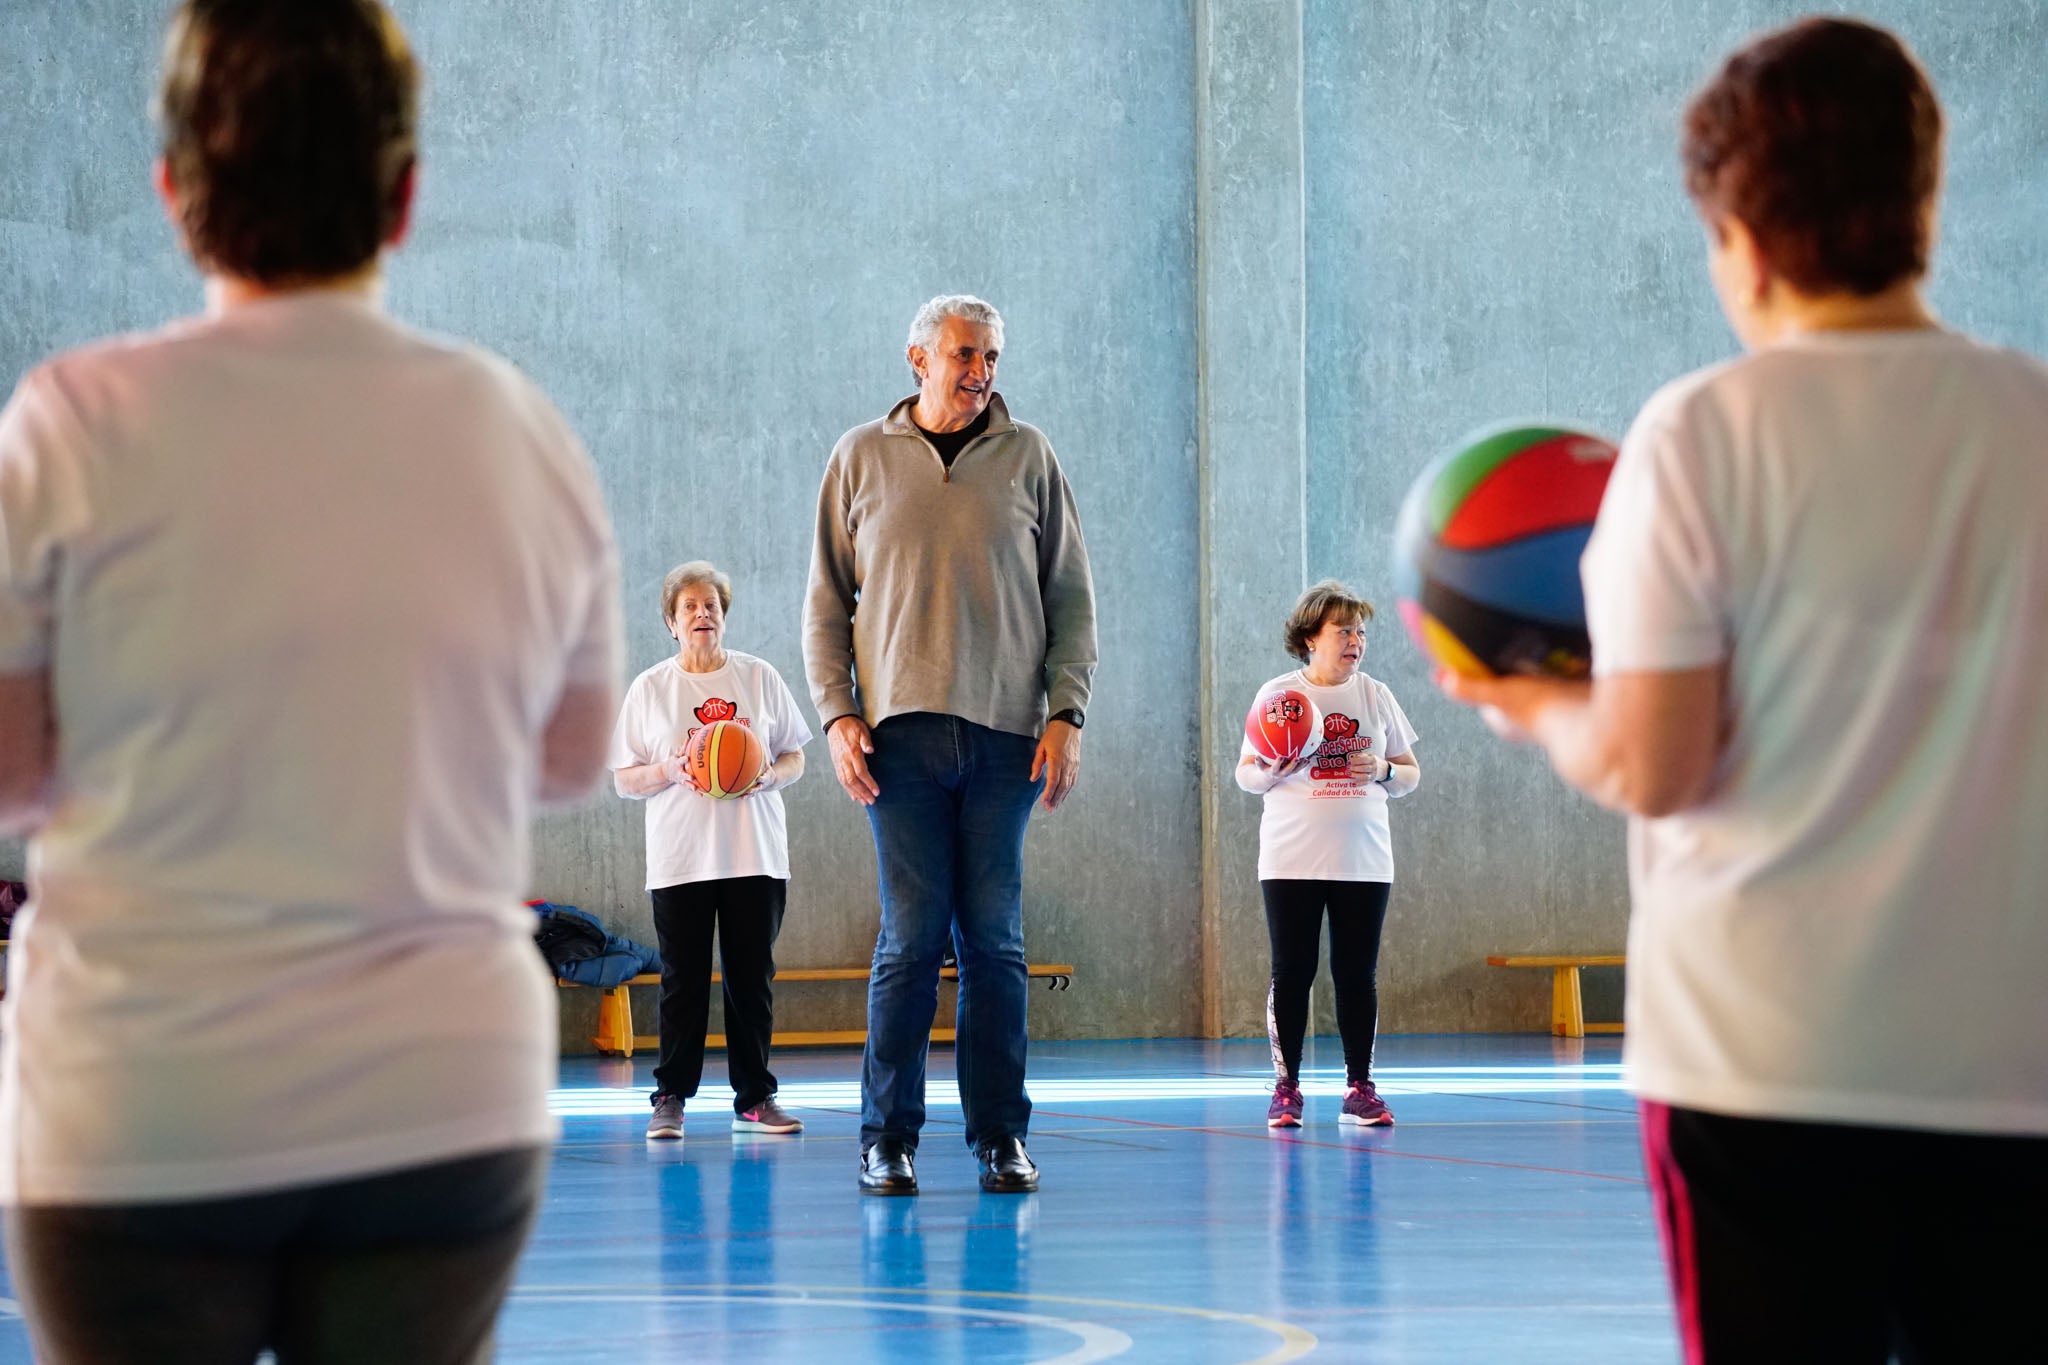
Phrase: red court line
[{"left": 1029, "top": 1107, "right": 1647, "bottom": 1185}]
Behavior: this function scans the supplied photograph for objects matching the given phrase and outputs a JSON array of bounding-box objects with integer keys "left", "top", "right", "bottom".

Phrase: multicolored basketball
[
  {"left": 684, "top": 720, "right": 768, "bottom": 799},
  {"left": 1392, "top": 423, "right": 1619, "bottom": 678},
  {"left": 1245, "top": 689, "right": 1321, "bottom": 763}
]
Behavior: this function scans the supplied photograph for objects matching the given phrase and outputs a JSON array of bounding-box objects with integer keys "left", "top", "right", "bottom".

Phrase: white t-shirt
[
  {"left": 0, "top": 293, "right": 622, "bottom": 1204},
  {"left": 608, "top": 651, "right": 812, "bottom": 888},
  {"left": 1583, "top": 328, "right": 2048, "bottom": 1137},
  {"left": 1241, "top": 669, "right": 1418, "bottom": 882}
]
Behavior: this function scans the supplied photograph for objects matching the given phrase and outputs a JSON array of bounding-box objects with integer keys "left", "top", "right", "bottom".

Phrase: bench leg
[
  {"left": 1551, "top": 966, "right": 1585, "bottom": 1039},
  {"left": 614, "top": 986, "right": 637, "bottom": 1059},
  {"left": 595, "top": 984, "right": 636, "bottom": 1057}
]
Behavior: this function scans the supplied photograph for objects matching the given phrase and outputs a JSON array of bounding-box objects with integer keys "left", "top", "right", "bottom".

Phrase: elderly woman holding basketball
[
  {"left": 609, "top": 560, "right": 812, "bottom": 1139},
  {"left": 1441, "top": 19, "right": 2048, "bottom": 1357},
  {"left": 1236, "top": 580, "right": 1420, "bottom": 1128}
]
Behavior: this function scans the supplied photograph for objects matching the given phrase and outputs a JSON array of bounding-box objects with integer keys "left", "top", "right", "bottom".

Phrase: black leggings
[
  {"left": 5, "top": 1145, "right": 544, "bottom": 1365},
  {"left": 1261, "top": 878, "right": 1391, "bottom": 1084},
  {"left": 1641, "top": 1102, "right": 2048, "bottom": 1363},
  {"left": 649, "top": 875, "right": 786, "bottom": 1111}
]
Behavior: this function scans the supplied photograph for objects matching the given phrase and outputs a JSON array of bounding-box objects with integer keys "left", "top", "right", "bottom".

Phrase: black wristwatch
[{"left": 1050, "top": 707, "right": 1085, "bottom": 730}]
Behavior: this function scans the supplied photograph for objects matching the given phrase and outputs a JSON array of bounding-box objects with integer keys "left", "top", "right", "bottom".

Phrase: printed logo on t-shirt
[
  {"left": 678, "top": 696, "right": 753, "bottom": 752},
  {"left": 1309, "top": 713, "right": 1372, "bottom": 782}
]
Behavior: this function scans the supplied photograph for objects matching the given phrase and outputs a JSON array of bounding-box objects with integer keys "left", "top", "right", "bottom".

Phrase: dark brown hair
[
  {"left": 156, "top": 0, "right": 419, "bottom": 283},
  {"left": 1681, "top": 17, "right": 1942, "bottom": 297},
  {"left": 1283, "top": 580, "right": 1374, "bottom": 663}
]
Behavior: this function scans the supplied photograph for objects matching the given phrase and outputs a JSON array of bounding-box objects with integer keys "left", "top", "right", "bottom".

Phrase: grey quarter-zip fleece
[{"left": 803, "top": 391, "right": 1098, "bottom": 739}]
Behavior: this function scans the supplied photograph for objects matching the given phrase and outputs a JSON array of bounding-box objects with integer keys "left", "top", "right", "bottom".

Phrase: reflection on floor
[{"left": 0, "top": 1035, "right": 1676, "bottom": 1363}]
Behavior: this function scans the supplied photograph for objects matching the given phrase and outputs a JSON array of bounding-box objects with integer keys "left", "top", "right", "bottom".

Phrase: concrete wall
[
  {"left": 439, "top": 0, "right": 1204, "bottom": 1044},
  {"left": 1297, "top": 0, "right": 2048, "bottom": 1034},
  {"left": 0, "top": 0, "right": 1207, "bottom": 1045},
  {"left": 1193, "top": 0, "right": 1309, "bottom": 1040},
  {"left": 2, "top": 1, "right": 2042, "bottom": 1044}
]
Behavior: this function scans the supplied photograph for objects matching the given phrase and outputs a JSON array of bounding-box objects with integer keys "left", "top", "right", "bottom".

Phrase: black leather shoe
[
  {"left": 860, "top": 1139, "right": 918, "bottom": 1196},
  {"left": 977, "top": 1136, "right": 1039, "bottom": 1193}
]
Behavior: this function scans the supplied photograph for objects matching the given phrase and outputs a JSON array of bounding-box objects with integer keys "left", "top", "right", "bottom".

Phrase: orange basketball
[{"left": 684, "top": 720, "right": 768, "bottom": 799}]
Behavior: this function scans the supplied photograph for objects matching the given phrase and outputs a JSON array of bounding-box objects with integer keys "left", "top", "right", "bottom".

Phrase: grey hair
[
  {"left": 906, "top": 294, "right": 1005, "bottom": 357},
  {"left": 661, "top": 560, "right": 732, "bottom": 622}
]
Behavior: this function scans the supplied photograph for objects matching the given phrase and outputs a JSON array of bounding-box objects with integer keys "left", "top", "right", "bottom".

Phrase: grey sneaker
[
  {"left": 733, "top": 1098, "right": 803, "bottom": 1134},
  {"left": 646, "top": 1093, "right": 684, "bottom": 1139}
]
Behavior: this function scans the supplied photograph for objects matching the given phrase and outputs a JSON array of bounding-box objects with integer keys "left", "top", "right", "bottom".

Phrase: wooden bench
[
  {"left": 1485, "top": 954, "right": 1625, "bottom": 1038},
  {"left": 561, "top": 963, "right": 1076, "bottom": 1057}
]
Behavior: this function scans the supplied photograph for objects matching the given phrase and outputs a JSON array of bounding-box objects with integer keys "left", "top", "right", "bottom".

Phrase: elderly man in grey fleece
[{"left": 804, "top": 293, "right": 1097, "bottom": 1198}]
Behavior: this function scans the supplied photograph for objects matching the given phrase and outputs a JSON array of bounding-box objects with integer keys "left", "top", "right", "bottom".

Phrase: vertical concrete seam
[
  {"left": 1291, "top": 0, "right": 1312, "bottom": 1045},
  {"left": 1192, "top": 0, "right": 1224, "bottom": 1039},
  {"left": 1291, "top": 0, "right": 1309, "bottom": 594}
]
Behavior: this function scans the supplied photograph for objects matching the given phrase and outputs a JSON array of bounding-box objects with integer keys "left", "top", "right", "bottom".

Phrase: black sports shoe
[
  {"left": 976, "top": 1135, "right": 1039, "bottom": 1193},
  {"left": 859, "top": 1139, "right": 918, "bottom": 1196}
]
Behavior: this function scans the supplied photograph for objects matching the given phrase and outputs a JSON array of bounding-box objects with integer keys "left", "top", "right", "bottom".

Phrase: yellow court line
[{"left": 512, "top": 1290, "right": 1131, "bottom": 1362}]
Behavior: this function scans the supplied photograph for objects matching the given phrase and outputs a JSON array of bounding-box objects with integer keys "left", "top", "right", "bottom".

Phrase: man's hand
[
  {"left": 1031, "top": 718, "right": 1082, "bottom": 811},
  {"left": 828, "top": 715, "right": 879, "bottom": 806}
]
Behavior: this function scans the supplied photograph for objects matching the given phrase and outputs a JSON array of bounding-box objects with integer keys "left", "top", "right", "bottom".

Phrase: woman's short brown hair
[
  {"left": 1682, "top": 17, "right": 1942, "bottom": 297},
  {"left": 1283, "top": 580, "right": 1374, "bottom": 663},
  {"left": 156, "top": 0, "right": 419, "bottom": 284},
  {"left": 662, "top": 562, "right": 733, "bottom": 622}
]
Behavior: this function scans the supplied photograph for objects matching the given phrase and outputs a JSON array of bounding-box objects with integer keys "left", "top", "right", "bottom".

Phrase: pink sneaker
[
  {"left": 1266, "top": 1080, "right": 1304, "bottom": 1128},
  {"left": 733, "top": 1098, "right": 804, "bottom": 1134},
  {"left": 1340, "top": 1081, "right": 1393, "bottom": 1126}
]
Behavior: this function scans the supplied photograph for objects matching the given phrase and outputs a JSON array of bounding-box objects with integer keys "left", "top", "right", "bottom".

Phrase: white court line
[
  {"left": 550, "top": 1065, "right": 1630, "bottom": 1116},
  {"left": 510, "top": 1289, "right": 1131, "bottom": 1363},
  {"left": 512, "top": 1283, "right": 1317, "bottom": 1364}
]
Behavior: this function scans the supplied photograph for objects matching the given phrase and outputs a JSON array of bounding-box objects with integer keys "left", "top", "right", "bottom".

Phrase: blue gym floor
[{"left": 0, "top": 1035, "right": 1676, "bottom": 1362}]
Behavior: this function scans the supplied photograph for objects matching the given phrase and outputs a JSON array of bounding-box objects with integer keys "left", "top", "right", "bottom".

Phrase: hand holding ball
[
  {"left": 1245, "top": 689, "right": 1320, "bottom": 765},
  {"left": 1392, "top": 423, "right": 1617, "bottom": 678},
  {"left": 683, "top": 720, "right": 769, "bottom": 799}
]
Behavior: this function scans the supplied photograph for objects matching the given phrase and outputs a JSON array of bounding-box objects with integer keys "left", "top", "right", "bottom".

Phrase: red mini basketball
[
  {"left": 1246, "top": 689, "right": 1320, "bottom": 763},
  {"left": 684, "top": 720, "right": 768, "bottom": 799}
]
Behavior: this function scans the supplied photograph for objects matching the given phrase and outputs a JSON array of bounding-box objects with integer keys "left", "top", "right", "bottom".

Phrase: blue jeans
[{"left": 861, "top": 712, "right": 1042, "bottom": 1151}]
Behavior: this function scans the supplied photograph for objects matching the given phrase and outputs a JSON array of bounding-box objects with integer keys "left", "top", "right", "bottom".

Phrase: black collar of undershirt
[{"left": 914, "top": 406, "right": 993, "bottom": 468}]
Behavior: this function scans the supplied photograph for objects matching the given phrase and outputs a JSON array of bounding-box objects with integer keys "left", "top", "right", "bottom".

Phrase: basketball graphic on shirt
[
  {"left": 1391, "top": 422, "right": 1617, "bottom": 678},
  {"left": 1310, "top": 713, "right": 1365, "bottom": 781},
  {"left": 684, "top": 719, "right": 767, "bottom": 799},
  {"left": 1246, "top": 689, "right": 1321, "bottom": 763},
  {"left": 694, "top": 696, "right": 738, "bottom": 725}
]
